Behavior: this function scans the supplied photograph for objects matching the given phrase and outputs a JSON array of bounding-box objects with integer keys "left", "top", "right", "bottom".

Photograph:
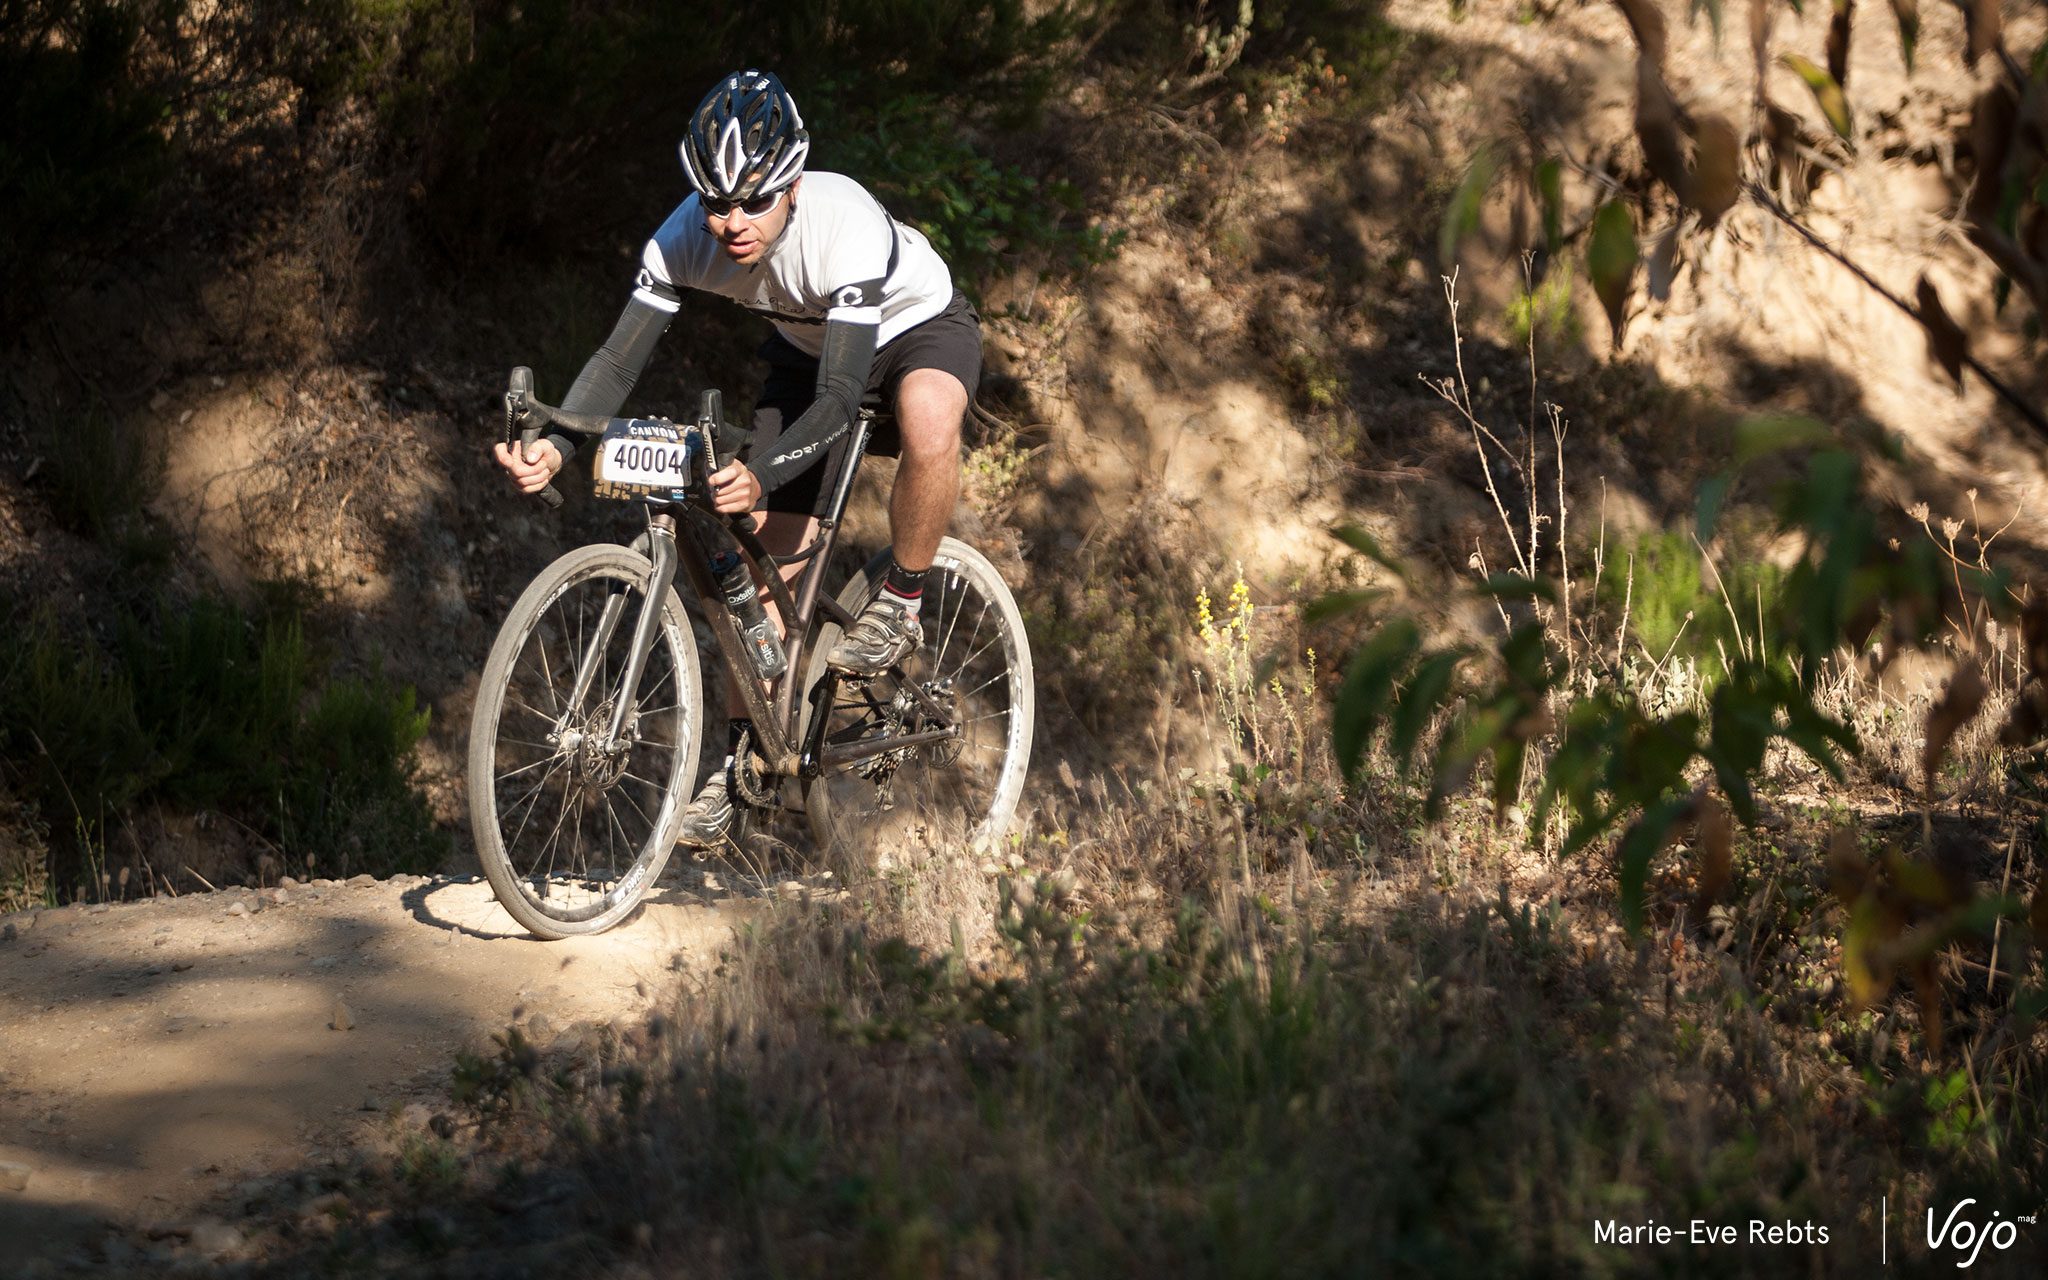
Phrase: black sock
[{"left": 883, "top": 560, "right": 928, "bottom": 613}]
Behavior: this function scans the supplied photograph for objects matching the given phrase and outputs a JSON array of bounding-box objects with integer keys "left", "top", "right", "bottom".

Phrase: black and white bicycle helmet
[{"left": 679, "top": 70, "right": 810, "bottom": 202}]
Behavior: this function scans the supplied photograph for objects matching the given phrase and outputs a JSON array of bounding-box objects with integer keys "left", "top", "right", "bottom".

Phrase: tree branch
[{"left": 1744, "top": 181, "right": 2048, "bottom": 442}]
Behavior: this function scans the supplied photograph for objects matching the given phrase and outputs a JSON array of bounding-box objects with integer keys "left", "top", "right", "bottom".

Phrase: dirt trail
[{"left": 0, "top": 873, "right": 751, "bottom": 1270}]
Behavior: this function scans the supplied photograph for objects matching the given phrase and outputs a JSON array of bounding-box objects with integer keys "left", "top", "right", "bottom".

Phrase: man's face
[{"left": 708, "top": 176, "right": 799, "bottom": 265}]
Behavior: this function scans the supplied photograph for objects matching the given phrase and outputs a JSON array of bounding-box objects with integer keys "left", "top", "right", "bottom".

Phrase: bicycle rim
[
  {"left": 802, "top": 537, "right": 1033, "bottom": 866},
  {"left": 469, "top": 544, "right": 702, "bottom": 937}
]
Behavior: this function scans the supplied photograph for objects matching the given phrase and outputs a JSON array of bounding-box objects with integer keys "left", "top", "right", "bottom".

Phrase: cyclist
[{"left": 492, "top": 68, "right": 981, "bottom": 850}]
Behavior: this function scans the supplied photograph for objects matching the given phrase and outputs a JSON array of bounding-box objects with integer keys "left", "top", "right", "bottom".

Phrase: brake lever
[{"left": 504, "top": 366, "right": 563, "bottom": 510}]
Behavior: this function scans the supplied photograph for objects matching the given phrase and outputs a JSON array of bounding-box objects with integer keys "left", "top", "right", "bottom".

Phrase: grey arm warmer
[
  {"left": 542, "top": 294, "right": 674, "bottom": 462},
  {"left": 749, "top": 317, "right": 879, "bottom": 495}
]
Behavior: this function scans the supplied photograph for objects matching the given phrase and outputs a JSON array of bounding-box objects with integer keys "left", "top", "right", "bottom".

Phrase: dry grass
[{"left": 241, "top": 554, "right": 2047, "bottom": 1277}]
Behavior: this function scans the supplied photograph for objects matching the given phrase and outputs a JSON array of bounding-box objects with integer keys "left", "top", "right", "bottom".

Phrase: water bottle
[{"left": 710, "top": 550, "right": 786, "bottom": 680}]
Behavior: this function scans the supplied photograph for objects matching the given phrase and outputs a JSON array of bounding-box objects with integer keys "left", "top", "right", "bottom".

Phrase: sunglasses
[{"left": 701, "top": 188, "right": 786, "bottom": 220}]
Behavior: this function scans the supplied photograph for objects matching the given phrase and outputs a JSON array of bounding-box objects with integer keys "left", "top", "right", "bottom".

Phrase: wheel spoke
[
  {"left": 944, "top": 632, "right": 1005, "bottom": 684},
  {"left": 508, "top": 694, "right": 563, "bottom": 726},
  {"left": 934, "top": 573, "right": 971, "bottom": 673},
  {"left": 957, "top": 667, "right": 1012, "bottom": 703},
  {"left": 535, "top": 632, "right": 562, "bottom": 716},
  {"left": 613, "top": 777, "right": 658, "bottom": 832},
  {"left": 504, "top": 757, "right": 572, "bottom": 846},
  {"left": 474, "top": 550, "right": 704, "bottom": 932},
  {"left": 494, "top": 751, "right": 563, "bottom": 784}
]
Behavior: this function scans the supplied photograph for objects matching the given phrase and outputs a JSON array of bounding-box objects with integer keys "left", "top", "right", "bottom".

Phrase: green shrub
[
  {"left": 31, "top": 404, "right": 165, "bottom": 548},
  {"left": 0, "top": 588, "right": 447, "bottom": 896},
  {"left": 283, "top": 668, "right": 444, "bottom": 876},
  {"left": 1599, "top": 527, "right": 1791, "bottom": 678},
  {"left": 822, "top": 91, "right": 1123, "bottom": 294},
  {"left": 349, "top": 0, "right": 1094, "bottom": 270}
]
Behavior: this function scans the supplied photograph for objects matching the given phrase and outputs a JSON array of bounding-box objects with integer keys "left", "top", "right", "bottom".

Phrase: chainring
[{"left": 731, "top": 722, "right": 779, "bottom": 807}]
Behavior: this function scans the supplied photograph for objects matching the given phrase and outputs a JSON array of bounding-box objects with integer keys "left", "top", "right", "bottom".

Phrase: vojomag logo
[{"left": 1925, "top": 1199, "right": 2033, "bottom": 1268}]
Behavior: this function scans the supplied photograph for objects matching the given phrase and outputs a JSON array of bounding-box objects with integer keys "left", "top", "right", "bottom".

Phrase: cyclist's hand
[
  {"left": 493, "top": 439, "right": 562, "bottom": 495},
  {"left": 707, "top": 460, "right": 762, "bottom": 515}
]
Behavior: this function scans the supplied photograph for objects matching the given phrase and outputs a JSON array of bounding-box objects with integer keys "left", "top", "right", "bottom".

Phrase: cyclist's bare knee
[{"left": 894, "top": 369, "right": 967, "bottom": 460}]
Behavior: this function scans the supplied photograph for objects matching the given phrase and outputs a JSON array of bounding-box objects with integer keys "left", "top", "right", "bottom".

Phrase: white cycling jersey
[{"left": 631, "top": 171, "right": 954, "bottom": 357}]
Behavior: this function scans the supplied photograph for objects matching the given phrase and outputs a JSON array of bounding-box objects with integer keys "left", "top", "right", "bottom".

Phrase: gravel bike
[{"left": 468, "top": 368, "right": 1034, "bottom": 938}]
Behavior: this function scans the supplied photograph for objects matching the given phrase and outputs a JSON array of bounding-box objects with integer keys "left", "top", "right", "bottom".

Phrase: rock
[
  {"left": 278, "top": 876, "right": 300, "bottom": 890},
  {"left": 187, "top": 1219, "right": 241, "bottom": 1259},
  {"left": 311, "top": 955, "right": 342, "bottom": 970},
  {"left": 225, "top": 902, "right": 247, "bottom": 918},
  {"left": 87, "top": 903, "right": 111, "bottom": 915},
  {"left": 346, "top": 874, "right": 376, "bottom": 889},
  {"left": 330, "top": 1001, "right": 354, "bottom": 1032},
  {"left": 549, "top": 1027, "right": 590, "bottom": 1058},
  {"left": 0, "top": 1160, "right": 31, "bottom": 1191},
  {"left": 525, "top": 1013, "right": 554, "bottom": 1042},
  {"left": 777, "top": 880, "right": 805, "bottom": 900},
  {"left": 1, "top": 923, "right": 15, "bottom": 943}
]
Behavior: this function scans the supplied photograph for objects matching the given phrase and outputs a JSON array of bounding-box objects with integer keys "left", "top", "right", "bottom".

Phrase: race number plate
[{"left": 592, "top": 418, "right": 694, "bottom": 501}]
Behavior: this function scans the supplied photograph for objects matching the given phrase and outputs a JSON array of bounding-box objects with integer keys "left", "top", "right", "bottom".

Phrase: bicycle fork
[{"left": 552, "top": 517, "right": 680, "bottom": 757}]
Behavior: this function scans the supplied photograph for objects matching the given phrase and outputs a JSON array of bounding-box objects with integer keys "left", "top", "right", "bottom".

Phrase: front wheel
[
  {"left": 801, "top": 537, "right": 1034, "bottom": 868},
  {"left": 468, "top": 543, "right": 703, "bottom": 938}
]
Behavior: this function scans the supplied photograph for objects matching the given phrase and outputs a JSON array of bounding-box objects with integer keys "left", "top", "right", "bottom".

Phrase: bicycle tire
[
  {"left": 469, "top": 543, "right": 703, "bottom": 938},
  {"left": 800, "top": 537, "right": 1034, "bottom": 867}
]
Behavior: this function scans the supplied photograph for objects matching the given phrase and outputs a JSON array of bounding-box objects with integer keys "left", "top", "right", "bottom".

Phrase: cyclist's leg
[
  {"left": 876, "top": 291, "right": 982, "bottom": 574},
  {"left": 743, "top": 376, "right": 832, "bottom": 691},
  {"left": 890, "top": 370, "right": 965, "bottom": 573}
]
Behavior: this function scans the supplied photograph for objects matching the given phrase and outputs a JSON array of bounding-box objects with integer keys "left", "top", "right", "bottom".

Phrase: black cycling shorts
[{"left": 746, "top": 290, "right": 982, "bottom": 517}]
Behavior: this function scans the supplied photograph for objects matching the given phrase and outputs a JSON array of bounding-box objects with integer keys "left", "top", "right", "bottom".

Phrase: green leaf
[
  {"left": 1479, "top": 573, "right": 1560, "bottom": 603},
  {"left": 1841, "top": 895, "right": 1887, "bottom": 1005},
  {"left": 1500, "top": 621, "right": 1555, "bottom": 693},
  {"left": 1695, "top": 471, "right": 1734, "bottom": 541},
  {"left": 1329, "top": 525, "right": 1411, "bottom": 584},
  {"left": 1493, "top": 730, "right": 1528, "bottom": 820},
  {"left": 1428, "top": 703, "right": 1508, "bottom": 818},
  {"left": 1586, "top": 199, "right": 1639, "bottom": 343},
  {"left": 1617, "top": 796, "right": 1696, "bottom": 931},
  {"left": 1691, "top": 0, "right": 1725, "bottom": 47},
  {"left": 1392, "top": 649, "right": 1468, "bottom": 769},
  {"left": 1332, "top": 618, "right": 1421, "bottom": 781},
  {"left": 1438, "top": 142, "right": 1499, "bottom": 268},
  {"left": 1888, "top": 0, "right": 1919, "bottom": 73},
  {"left": 1534, "top": 158, "right": 1564, "bottom": 251},
  {"left": 1734, "top": 412, "right": 1833, "bottom": 464},
  {"left": 1302, "top": 589, "right": 1388, "bottom": 625},
  {"left": 1779, "top": 52, "right": 1853, "bottom": 141}
]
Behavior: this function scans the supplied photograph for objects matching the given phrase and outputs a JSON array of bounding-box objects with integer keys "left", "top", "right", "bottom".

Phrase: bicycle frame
[{"left": 537, "top": 400, "right": 965, "bottom": 804}]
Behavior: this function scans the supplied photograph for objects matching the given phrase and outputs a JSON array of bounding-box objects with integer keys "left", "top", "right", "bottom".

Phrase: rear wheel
[
  {"left": 468, "top": 544, "right": 702, "bottom": 938},
  {"left": 801, "top": 537, "right": 1033, "bottom": 869}
]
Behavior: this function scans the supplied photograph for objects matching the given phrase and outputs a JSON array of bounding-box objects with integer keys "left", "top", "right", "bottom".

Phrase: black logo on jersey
[{"left": 829, "top": 278, "right": 884, "bottom": 310}]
